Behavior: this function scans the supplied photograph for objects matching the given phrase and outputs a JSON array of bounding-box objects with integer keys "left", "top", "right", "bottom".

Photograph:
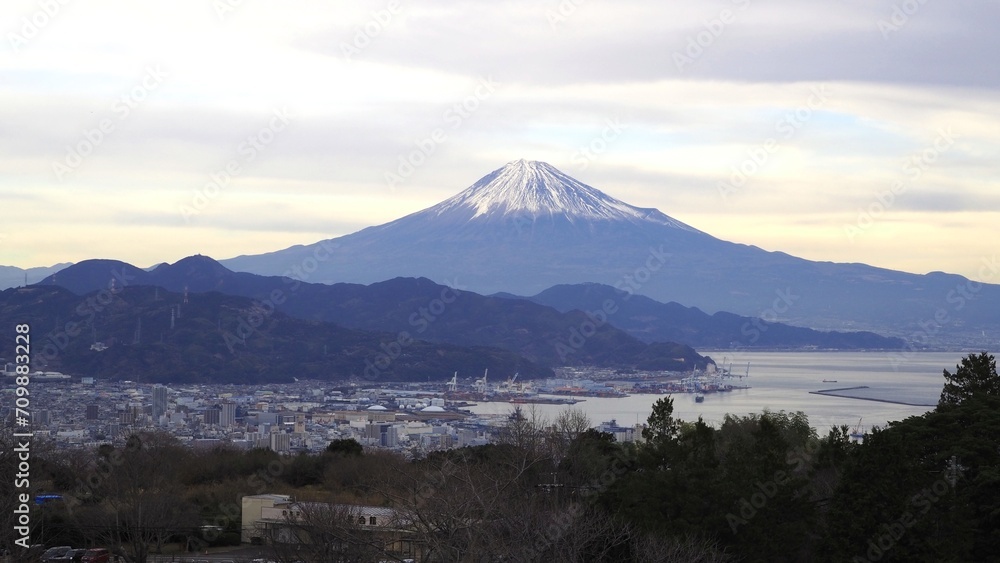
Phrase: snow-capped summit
[
  {"left": 220, "top": 159, "right": 998, "bottom": 337},
  {"left": 426, "top": 159, "right": 700, "bottom": 231}
]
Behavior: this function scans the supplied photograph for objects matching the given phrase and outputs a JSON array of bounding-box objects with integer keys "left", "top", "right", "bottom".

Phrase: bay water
[{"left": 467, "top": 351, "right": 968, "bottom": 433}]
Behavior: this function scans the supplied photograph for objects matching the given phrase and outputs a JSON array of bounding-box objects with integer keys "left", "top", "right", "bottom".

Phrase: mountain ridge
[
  {"left": 37, "top": 255, "right": 904, "bottom": 357},
  {"left": 0, "top": 262, "right": 73, "bottom": 290},
  {"left": 34, "top": 257, "right": 714, "bottom": 371},
  {"left": 0, "top": 284, "right": 553, "bottom": 383},
  {"left": 503, "top": 282, "right": 904, "bottom": 350},
  {"left": 218, "top": 161, "right": 999, "bottom": 344}
]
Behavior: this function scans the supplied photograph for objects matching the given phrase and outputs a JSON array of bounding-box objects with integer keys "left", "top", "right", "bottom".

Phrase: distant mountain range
[
  {"left": 22, "top": 254, "right": 901, "bottom": 385},
  {"left": 0, "top": 263, "right": 71, "bottom": 290},
  {"left": 217, "top": 160, "right": 999, "bottom": 345},
  {"left": 498, "top": 283, "right": 904, "bottom": 350},
  {"left": 27, "top": 257, "right": 714, "bottom": 376}
]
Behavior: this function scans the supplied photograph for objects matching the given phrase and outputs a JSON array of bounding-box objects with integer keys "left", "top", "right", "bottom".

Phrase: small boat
[
  {"left": 822, "top": 379, "right": 838, "bottom": 383},
  {"left": 694, "top": 393, "right": 705, "bottom": 403}
]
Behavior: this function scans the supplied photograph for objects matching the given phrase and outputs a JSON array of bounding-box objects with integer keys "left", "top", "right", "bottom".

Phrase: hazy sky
[{"left": 3, "top": 0, "right": 998, "bottom": 282}]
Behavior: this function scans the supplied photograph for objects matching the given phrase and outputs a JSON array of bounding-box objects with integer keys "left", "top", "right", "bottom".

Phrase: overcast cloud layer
[{"left": 2, "top": 0, "right": 998, "bottom": 282}]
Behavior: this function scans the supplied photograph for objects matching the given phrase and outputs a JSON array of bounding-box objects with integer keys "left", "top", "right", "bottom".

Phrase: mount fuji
[{"left": 221, "top": 160, "right": 1000, "bottom": 342}]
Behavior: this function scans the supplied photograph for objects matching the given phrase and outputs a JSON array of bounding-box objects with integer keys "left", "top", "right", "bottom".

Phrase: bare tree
[
  {"left": 260, "top": 501, "right": 402, "bottom": 563},
  {"left": 381, "top": 444, "right": 546, "bottom": 562},
  {"left": 69, "top": 432, "right": 198, "bottom": 563},
  {"left": 631, "top": 533, "right": 734, "bottom": 563},
  {"left": 493, "top": 405, "right": 549, "bottom": 459},
  {"left": 548, "top": 407, "right": 592, "bottom": 466},
  {"left": 498, "top": 499, "right": 634, "bottom": 562}
]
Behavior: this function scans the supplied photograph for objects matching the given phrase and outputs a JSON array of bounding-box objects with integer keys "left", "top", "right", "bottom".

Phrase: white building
[{"left": 240, "top": 494, "right": 420, "bottom": 559}]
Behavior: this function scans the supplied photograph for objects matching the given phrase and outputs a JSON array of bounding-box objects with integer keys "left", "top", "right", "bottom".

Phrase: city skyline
[{"left": 3, "top": 1, "right": 998, "bottom": 282}]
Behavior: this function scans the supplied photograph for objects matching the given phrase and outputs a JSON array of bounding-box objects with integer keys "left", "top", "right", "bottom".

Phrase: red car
[{"left": 80, "top": 548, "right": 110, "bottom": 563}]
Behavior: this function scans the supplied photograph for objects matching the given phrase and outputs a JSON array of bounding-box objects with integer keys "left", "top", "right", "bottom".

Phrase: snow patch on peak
[{"left": 428, "top": 160, "right": 701, "bottom": 232}]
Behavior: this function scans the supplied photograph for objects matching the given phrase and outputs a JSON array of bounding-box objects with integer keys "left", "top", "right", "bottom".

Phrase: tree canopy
[{"left": 939, "top": 351, "right": 1000, "bottom": 407}]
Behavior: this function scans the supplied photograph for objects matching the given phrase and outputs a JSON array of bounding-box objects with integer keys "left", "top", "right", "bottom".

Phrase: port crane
[
  {"left": 500, "top": 372, "right": 519, "bottom": 392},
  {"left": 474, "top": 369, "right": 489, "bottom": 394},
  {"left": 718, "top": 359, "right": 750, "bottom": 381},
  {"left": 850, "top": 418, "right": 864, "bottom": 440},
  {"left": 734, "top": 362, "right": 750, "bottom": 381},
  {"left": 446, "top": 372, "right": 458, "bottom": 392}
]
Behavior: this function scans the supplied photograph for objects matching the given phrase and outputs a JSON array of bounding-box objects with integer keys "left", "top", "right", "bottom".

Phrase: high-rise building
[
  {"left": 204, "top": 408, "right": 221, "bottom": 426},
  {"left": 130, "top": 404, "right": 143, "bottom": 425},
  {"left": 152, "top": 384, "right": 168, "bottom": 420},
  {"left": 32, "top": 410, "right": 50, "bottom": 426},
  {"left": 270, "top": 432, "right": 291, "bottom": 453},
  {"left": 86, "top": 404, "right": 99, "bottom": 420},
  {"left": 220, "top": 402, "right": 236, "bottom": 427}
]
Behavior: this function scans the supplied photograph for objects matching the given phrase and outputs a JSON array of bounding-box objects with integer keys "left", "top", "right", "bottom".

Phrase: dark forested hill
[
  {"left": 0, "top": 285, "right": 551, "bottom": 383},
  {"left": 37, "top": 256, "right": 714, "bottom": 371}
]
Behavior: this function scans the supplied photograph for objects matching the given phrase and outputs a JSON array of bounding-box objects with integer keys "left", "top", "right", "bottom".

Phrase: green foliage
[
  {"left": 642, "top": 396, "right": 679, "bottom": 445},
  {"left": 179, "top": 445, "right": 281, "bottom": 485},
  {"left": 282, "top": 452, "right": 326, "bottom": 488},
  {"left": 823, "top": 394, "right": 1000, "bottom": 561},
  {"left": 325, "top": 438, "right": 363, "bottom": 457},
  {"left": 939, "top": 351, "right": 1000, "bottom": 407},
  {"left": 608, "top": 408, "right": 826, "bottom": 561},
  {"left": 560, "top": 428, "right": 624, "bottom": 484}
]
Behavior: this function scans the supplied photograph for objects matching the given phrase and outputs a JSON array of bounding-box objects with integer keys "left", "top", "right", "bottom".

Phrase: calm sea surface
[{"left": 467, "top": 351, "right": 967, "bottom": 433}]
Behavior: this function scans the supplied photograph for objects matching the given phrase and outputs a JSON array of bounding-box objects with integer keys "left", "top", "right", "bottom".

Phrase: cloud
[
  {"left": 295, "top": 1, "right": 1000, "bottom": 88},
  {"left": 0, "top": 0, "right": 997, "bottom": 282}
]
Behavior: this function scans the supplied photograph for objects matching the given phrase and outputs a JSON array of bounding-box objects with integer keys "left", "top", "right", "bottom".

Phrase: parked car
[
  {"left": 39, "top": 546, "right": 72, "bottom": 562},
  {"left": 47, "top": 547, "right": 83, "bottom": 562},
  {"left": 81, "top": 548, "right": 110, "bottom": 563}
]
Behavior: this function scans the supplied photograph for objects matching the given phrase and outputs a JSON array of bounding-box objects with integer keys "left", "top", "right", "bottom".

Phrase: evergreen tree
[{"left": 939, "top": 351, "right": 1000, "bottom": 407}]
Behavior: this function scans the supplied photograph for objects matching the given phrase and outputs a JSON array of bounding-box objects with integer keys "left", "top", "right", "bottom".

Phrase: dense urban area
[{"left": 0, "top": 353, "right": 998, "bottom": 562}]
